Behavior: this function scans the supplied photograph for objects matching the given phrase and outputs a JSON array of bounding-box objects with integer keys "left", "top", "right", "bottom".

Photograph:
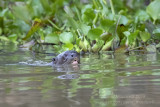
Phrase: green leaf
[
  {"left": 79, "top": 23, "right": 91, "bottom": 35},
  {"left": 23, "top": 18, "right": 42, "bottom": 40},
  {"left": 146, "top": 0, "right": 160, "bottom": 21},
  {"left": 87, "top": 28, "right": 103, "bottom": 40},
  {"left": 140, "top": 31, "right": 151, "bottom": 42},
  {"left": 100, "top": 19, "right": 115, "bottom": 31},
  {"left": 45, "top": 33, "right": 60, "bottom": 44},
  {"left": 62, "top": 43, "right": 74, "bottom": 51},
  {"left": 59, "top": 32, "right": 74, "bottom": 43},
  {"left": 124, "top": 30, "right": 139, "bottom": 45},
  {"left": 153, "top": 28, "right": 160, "bottom": 36},
  {"left": 136, "top": 10, "right": 150, "bottom": 21},
  {"left": 99, "top": 0, "right": 109, "bottom": 16},
  {"left": 40, "top": 0, "right": 51, "bottom": 12},
  {"left": 79, "top": 40, "right": 87, "bottom": 52},
  {"left": 12, "top": 5, "right": 31, "bottom": 24},
  {"left": 66, "top": 16, "right": 79, "bottom": 30},
  {"left": 119, "top": 15, "right": 128, "bottom": 25},
  {"left": 82, "top": 6, "right": 95, "bottom": 24},
  {"left": 0, "top": 8, "right": 8, "bottom": 17},
  {"left": 92, "top": 40, "right": 104, "bottom": 52},
  {"left": 101, "top": 38, "right": 114, "bottom": 51},
  {"left": 117, "top": 24, "right": 128, "bottom": 40},
  {"left": 0, "top": 36, "right": 9, "bottom": 41},
  {"left": 8, "top": 34, "right": 17, "bottom": 42},
  {"left": 74, "top": 45, "right": 81, "bottom": 53},
  {"left": 79, "top": 38, "right": 91, "bottom": 52},
  {"left": 100, "top": 32, "right": 112, "bottom": 41}
]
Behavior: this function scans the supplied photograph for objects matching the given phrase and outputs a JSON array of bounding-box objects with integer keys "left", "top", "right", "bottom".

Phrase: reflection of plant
[{"left": 0, "top": 0, "right": 160, "bottom": 53}]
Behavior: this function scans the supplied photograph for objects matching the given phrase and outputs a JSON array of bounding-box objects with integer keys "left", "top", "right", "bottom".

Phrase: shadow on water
[{"left": 1, "top": 44, "right": 160, "bottom": 107}]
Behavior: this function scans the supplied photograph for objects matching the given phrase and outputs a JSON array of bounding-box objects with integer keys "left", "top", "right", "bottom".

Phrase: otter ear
[{"left": 52, "top": 58, "right": 56, "bottom": 62}]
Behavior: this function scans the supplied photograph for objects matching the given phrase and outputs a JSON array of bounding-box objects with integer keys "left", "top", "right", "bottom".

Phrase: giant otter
[{"left": 52, "top": 50, "right": 80, "bottom": 66}]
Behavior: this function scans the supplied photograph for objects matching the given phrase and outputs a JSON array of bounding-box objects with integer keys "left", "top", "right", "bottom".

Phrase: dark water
[{"left": 0, "top": 44, "right": 160, "bottom": 107}]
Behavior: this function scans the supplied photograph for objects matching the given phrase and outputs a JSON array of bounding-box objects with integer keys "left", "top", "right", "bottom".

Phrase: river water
[{"left": 0, "top": 43, "right": 160, "bottom": 107}]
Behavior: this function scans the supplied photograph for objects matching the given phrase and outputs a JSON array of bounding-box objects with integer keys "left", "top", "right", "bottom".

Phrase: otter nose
[
  {"left": 72, "top": 57, "right": 79, "bottom": 65},
  {"left": 74, "top": 57, "right": 77, "bottom": 61}
]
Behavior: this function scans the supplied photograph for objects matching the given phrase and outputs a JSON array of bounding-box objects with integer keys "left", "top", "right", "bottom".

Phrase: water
[{"left": 0, "top": 43, "right": 160, "bottom": 107}]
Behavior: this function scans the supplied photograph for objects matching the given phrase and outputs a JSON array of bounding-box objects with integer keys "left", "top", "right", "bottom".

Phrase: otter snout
[{"left": 72, "top": 57, "right": 79, "bottom": 65}]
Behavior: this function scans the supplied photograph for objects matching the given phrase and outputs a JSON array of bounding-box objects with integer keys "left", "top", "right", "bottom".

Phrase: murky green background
[{"left": 0, "top": 43, "right": 160, "bottom": 107}]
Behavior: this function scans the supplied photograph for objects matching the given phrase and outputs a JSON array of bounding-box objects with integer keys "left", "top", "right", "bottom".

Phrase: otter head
[
  {"left": 52, "top": 50, "right": 80, "bottom": 66},
  {"left": 63, "top": 51, "right": 80, "bottom": 65}
]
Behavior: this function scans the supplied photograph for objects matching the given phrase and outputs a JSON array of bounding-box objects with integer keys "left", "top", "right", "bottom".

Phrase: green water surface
[{"left": 0, "top": 43, "right": 160, "bottom": 107}]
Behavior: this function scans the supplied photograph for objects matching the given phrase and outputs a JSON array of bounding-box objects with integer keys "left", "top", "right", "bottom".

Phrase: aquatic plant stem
[
  {"left": 48, "top": 19, "right": 62, "bottom": 30},
  {"left": 115, "top": 15, "right": 121, "bottom": 34},
  {"left": 93, "top": 0, "right": 99, "bottom": 9},
  {"left": 109, "top": 0, "right": 115, "bottom": 15}
]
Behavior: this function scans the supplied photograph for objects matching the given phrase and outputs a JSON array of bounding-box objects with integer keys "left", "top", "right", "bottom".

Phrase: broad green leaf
[
  {"left": 92, "top": 40, "right": 104, "bottom": 52},
  {"left": 0, "top": 8, "right": 8, "bottom": 17},
  {"left": 87, "top": 28, "right": 103, "bottom": 40},
  {"left": 74, "top": 45, "right": 81, "bottom": 53},
  {"left": 66, "top": 16, "right": 79, "bottom": 30},
  {"left": 59, "top": 32, "right": 73, "bottom": 43},
  {"left": 79, "top": 40, "right": 87, "bottom": 52},
  {"left": 117, "top": 24, "right": 128, "bottom": 40},
  {"left": 153, "top": 28, "right": 160, "bottom": 36},
  {"left": 12, "top": 5, "right": 31, "bottom": 24},
  {"left": 40, "top": 0, "right": 51, "bottom": 12},
  {"left": 100, "top": 32, "right": 112, "bottom": 41},
  {"left": 153, "top": 28, "right": 160, "bottom": 34},
  {"left": 79, "top": 38, "right": 91, "bottom": 52},
  {"left": 136, "top": 10, "right": 149, "bottom": 21},
  {"left": 124, "top": 30, "right": 139, "bottom": 45},
  {"left": 28, "top": 0, "right": 45, "bottom": 17},
  {"left": 23, "top": 18, "right": 42, "bottom": 40},
  {"left": 101, "top": 38, "right": 114, "bottom": 51},
  {"left": 140, "top": 31, "right": 151, "bottom": 42},
  {"left": 0, "top": 36, "right": 9, "bottom": 41},
  {"left": 62, "top": 43, "right": 74, "bottom": 51},
  {"left": 79, "top": 23, "right": 91, "bottom": 35},
  {"left": 45, "top": 33, "right": 60, "bottom": 44},
  {"left": 100, "top": 19, "right": 114, "bottom": 31},
  {"left": 82, "top": 6, "right": 95, "bottom": 24},
  {"left": 99, "top": 0, "right": 109, "bottom": 16},
  {"left": 146, "top": 0, "right": 160, "bottom": 21},
  {"left": 14, "top": 20, "right": 30, "bottom": 33},
  {"left": 119, "top": 15, "right": 128, "bottom": 25},
  {"left": 8, "top": 34, "right": 17, "bottom": 42}
]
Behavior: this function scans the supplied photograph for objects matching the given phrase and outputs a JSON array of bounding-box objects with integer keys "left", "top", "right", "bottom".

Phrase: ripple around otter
[
  {"left": 18, "top": 60, "right": 52, "bottom": 66},
  {"left": 1, "top": 45, "right": 160, "bottom": 107}
]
